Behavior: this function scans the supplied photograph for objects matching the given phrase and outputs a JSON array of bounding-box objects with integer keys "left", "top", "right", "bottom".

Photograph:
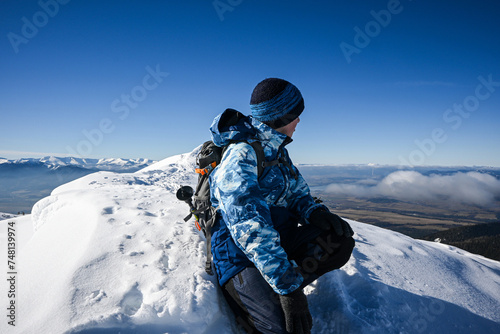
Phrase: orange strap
[
  {"left": 195, "top": 220, "right": 202, "bottom": 231},
  {"left": 195, "top": 161, "right": 217, "bottom": 175}
]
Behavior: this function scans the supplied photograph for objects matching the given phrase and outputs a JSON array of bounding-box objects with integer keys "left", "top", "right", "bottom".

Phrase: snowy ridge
[
  {"left": 0, "top": 212, "right": 18, "bottom": 221},
  {"left": 0, "top": 156, "right": 157, "bottom": 171},
  {"left": 1, "top": 148, "right": 499, "bottom": 333}
]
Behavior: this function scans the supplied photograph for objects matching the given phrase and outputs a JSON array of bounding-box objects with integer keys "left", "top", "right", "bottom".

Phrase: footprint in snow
[
  {"left": 129, "top": 251, "right": 144, "bottom": 257},
  {"left": 118, "top": 235, "right": 134, "bottom": 254},
  {"left": 85, "top": 289, "right": 107, "bottom": 305},
  {"left": 159, "top": 254, "right": 171, "bottom": 271},
  {"left": 120, "top": 284, "right": 143, "bottom": 316},
  {"left": 142, "top": 211, "right": 157, "bottom": 217},
  {"left": 102, "top": 207, "right": 116, "bottom": 215}
]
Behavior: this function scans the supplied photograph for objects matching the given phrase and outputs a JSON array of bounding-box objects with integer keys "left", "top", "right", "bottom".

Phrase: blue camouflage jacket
[{"left": 209, "top": 109, "right": 326, "bottom": 295}]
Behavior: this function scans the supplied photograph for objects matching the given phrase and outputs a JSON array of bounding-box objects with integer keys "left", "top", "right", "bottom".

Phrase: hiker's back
[{"left": 208, "top": 109, "right": 316, "bottom": 286}]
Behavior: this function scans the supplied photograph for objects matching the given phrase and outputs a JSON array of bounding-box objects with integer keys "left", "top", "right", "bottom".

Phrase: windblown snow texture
[{"left": 0, "top": 148, "right": 499, "bottom": 333}]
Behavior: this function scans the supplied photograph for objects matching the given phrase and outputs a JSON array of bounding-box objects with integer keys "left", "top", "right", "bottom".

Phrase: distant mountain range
[
  {"left": 0, "top": 212, "right": 18, "bottom": 221},
  {"left": 0, "top": 156, "right": 156, "bottom": 171},
  {"left": 0, "top": 156, "right": 157, "bottom": 214}
]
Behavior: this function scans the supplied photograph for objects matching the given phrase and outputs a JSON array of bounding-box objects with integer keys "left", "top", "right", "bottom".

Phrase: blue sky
[{"left": 1, "top": 0, "right": 499, "bottom": 166}]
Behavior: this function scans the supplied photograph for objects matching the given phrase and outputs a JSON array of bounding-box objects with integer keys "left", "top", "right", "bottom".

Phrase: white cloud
[{"left": 325, "top": 171, "right": 500, "bottom": 207}]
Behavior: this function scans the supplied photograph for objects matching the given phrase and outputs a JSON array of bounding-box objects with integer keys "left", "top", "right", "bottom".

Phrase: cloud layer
[{"left": 325, "top": 171, "right": 500, "bottom": 207}]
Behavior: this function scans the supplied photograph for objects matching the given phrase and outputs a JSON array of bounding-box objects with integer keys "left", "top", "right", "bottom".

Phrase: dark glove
[
  {"left": 309, "top": 209, "right": 354, "bottom": 237},
  {"left": 279, "top": 289, "right": 313, "bottom": 334}
]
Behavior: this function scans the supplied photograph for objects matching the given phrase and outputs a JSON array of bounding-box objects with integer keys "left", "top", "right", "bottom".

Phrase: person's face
[{"left": 275, "top": 117, "right": 300, "bottom": 138}]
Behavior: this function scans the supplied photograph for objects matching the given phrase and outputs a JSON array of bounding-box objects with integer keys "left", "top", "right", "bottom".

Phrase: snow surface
[{"left": 1, "top": 148, "right": 499, "bottom": 333}]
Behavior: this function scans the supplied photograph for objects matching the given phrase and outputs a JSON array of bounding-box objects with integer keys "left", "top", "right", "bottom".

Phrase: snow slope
[{"left": 1, "top": 148, "right": 499, "bottom": 333}]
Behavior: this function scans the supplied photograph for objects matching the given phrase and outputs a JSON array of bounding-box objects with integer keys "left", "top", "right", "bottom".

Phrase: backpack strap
[
  {"left": 231, "top": 140, "right": 279, "bottom": 178},
  {"left": 248, "top": 141, "right": 266, "bottom": 177},
  {"left": 195, "top": 161, "right": 217, "bottom": 176},
  {"left": 203, "top": 207, "right": 217, "bottom": 275},
  {"left": 276, "top": 147, "right": 298, "bottom": 180}
]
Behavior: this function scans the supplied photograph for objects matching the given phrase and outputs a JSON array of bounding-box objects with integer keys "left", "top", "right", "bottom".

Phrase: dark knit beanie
[{"left": 250, "top": 78, "right": 304, "bottom": 129}]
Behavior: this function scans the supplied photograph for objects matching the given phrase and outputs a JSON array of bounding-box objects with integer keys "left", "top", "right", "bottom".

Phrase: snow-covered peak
[
  {"left": 96, "top": 157, "right": 154, "bottom": 167},
  {"left": 1, "top": 147, "right": 499, "bottom": 333},
  {"left": 0, "top": 156, "right": 158, "bottom": 171}
]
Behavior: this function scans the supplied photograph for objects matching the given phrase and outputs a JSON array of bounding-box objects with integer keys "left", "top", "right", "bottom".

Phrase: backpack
[{"left": 176, "top": 139, "right": 277, "bottom": 275}]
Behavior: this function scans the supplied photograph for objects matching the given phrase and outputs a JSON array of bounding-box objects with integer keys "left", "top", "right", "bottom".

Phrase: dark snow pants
[{"left": 221, "top": 224, "right": 355, "bottom": 334}]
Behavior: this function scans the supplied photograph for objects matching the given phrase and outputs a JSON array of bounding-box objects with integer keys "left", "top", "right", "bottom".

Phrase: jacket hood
[{"left": 210, "top": 108, "right": 289, "bottom": 150}]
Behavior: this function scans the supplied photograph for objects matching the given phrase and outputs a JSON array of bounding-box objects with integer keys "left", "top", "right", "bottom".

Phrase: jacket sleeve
[{"left": 210, "top": 142, "right": 303, "bottom": 295}]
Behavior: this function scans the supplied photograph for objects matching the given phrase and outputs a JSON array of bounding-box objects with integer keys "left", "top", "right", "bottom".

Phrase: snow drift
[{"left": 1, "top": 148, "right": 499, "bottom": 333}]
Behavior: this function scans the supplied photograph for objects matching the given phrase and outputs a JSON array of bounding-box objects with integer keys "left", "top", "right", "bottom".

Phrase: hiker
[{"left": 209, "top": 78, "right": 355, "bottom": 334}]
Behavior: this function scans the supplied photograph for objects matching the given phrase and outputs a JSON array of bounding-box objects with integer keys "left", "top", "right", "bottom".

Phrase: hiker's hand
[
  {"left": 309, "top": 209, "right": 354, "bottom": 237},
  {"left": 279, "top": 289, "right": 312, "bottom": 334}
]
